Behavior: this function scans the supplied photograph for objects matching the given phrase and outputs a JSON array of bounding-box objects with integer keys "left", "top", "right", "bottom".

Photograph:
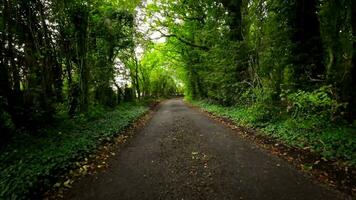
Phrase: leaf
[
  {"left": 301, "top": 164, "right": 313, "bottom": 171},
  {"left": 63, "top": 180, "right": 72, "bottom": 188}
]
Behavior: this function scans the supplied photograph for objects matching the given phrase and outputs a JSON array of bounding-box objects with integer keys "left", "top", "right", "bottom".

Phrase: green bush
[
  {"left": 0, "top": 108, "right": 15, "bottom": 146},
  {"left": 283, "top": 86, "right": 346, "bottom": 120}
]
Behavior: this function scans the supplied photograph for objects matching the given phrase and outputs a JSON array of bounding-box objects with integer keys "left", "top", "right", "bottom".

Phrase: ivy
[{"left": 0, "top": 103, "right": 148, "bottom": 199}]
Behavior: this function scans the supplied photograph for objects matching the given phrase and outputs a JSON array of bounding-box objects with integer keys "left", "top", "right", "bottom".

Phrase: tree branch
[{"left": 152, "top": 28, "right": 209, "bottom": 51}]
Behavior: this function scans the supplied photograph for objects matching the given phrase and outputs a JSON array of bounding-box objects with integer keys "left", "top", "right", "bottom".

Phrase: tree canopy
[
  {"left": 1, "top": 0, "right": 356, "bottom": 152},
  {"left": 1, "top": 0, "right": 356, "bottom": 198},
  {"left": 144, "top": 0, "right": 356, "bottom": 120}
]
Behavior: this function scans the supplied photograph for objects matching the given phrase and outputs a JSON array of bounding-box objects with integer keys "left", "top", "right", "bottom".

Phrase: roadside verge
[
  {"left": 0, "top": 101, "right": 159, "bottom": 200},
  {"left": 187, "top": 100, "right": 355, "bottom": 197}
]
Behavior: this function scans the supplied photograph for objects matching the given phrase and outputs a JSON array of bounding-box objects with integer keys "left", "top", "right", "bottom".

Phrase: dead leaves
[
  {"left": 189, "top": 151, "right": 210, "bottom": 177},
  {"left": 44, "top": 138, "right": 126, "bottom": 199},
  {"left": 44, "top": 110, "right": 154, "bottom": 199},
  {"left": 63, "top": 180, "right": 73, "bottom": 188},
  {"left": 78, "top": 165, "right": 89, "bottom": 175},
  {"left": 301, "top": 164, "right": 313, "bottom": 171},
  {"left": 193, "top": 103, "right": 356, "bottom": 196},
  {"left": 191, "top": 151, "right": 199, "bottom": 159},
  {"left": 116, "top": 135, "right": 129, "bottom": 144}
]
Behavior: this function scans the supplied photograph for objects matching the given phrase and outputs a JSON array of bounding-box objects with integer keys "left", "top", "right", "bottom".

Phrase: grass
[
  {"left": 0, "top": 102, "right": 148, "bottom": 199},
  {"left": 191, "top": 100, "right": 356, "bottom": 166}
]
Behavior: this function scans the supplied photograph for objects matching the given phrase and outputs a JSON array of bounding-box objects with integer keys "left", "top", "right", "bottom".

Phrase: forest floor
[{"left": 56, "top": 98, "right": 350, "bottom": 200}]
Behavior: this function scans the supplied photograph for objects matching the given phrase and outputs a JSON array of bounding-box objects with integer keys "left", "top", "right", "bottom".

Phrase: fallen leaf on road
[{"left": 63, "top": 180, "right": 72, "bottom": 188}]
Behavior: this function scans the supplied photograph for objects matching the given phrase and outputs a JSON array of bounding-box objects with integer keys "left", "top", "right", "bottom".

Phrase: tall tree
[
  {"left": 291, "top": 0, "right": 324, "bottom": 83},
  {"left": 220, "top": 0, "right": 243, "bottom": 41},
  {"left": 350, "top": 0, "right": 356, "bottom": 120}
]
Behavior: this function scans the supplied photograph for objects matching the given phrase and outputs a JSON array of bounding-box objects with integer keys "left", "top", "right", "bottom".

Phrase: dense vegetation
[
  {"left": 0, "top": 0, "right": 178, "bottom": 145},
  {"left": 194, "top": 100, "right": 355, "bottom": 165},
  {"left": 143, "top": 0, "right": 356, "bottom": 165},
  {"left": 1, "top": 0, "right": 356, "bottom": 198},
  {"left": 146, "top": 0, "right": 356, "bottom": 117},
  {"left": 1, "top": 1, "right": 177, "bottom": 198},
  {"left": 0, "top": 102, "right": 147, "bottom": 198}
]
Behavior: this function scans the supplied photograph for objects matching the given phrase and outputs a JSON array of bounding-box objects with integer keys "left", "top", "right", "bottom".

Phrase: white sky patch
[
  {"left": 135, "top": 45, "right": 144, "bottom": 59},
  {"left": 115, "top": 0, "right": 170, "bottom": 89},
  {"left": 133, "top": 0, "right": 167, "bottom": 59},
  {"left": 114, "top": 58, "right": 131, "bottom": 89},
  {"left": 135, "top": 0, "right": 167, "bottom": 44}
]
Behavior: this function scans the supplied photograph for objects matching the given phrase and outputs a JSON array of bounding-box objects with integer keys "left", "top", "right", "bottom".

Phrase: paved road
[{"left": 65, "top": 99, "right": 344, "bottom": 200}]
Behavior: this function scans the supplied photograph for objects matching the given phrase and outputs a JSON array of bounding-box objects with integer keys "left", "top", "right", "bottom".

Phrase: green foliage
[
  {"left": 144, "top": 0, "right": 355, "bottom": 115},
  {"left": 0, "top": 0, "right": 140, "bottom": 141},
  {"left": 138, "top": 45, "right": 181, "bottom": 98},
  {"left": 0, "top": 103, "right": 148, "bottom": 199},
  {"left": 283, "top": 86, "right": 346, "bottom": 119},
  {"left": 263, "top": 117, "right": 356, "bottom": 166},
  {"left": 0, "top": 108, "right": 15, "bottom": 145},
  {"left": 144, "top": 0, "right": 356, "bottom": 167},
  {"left": 1, "top": 0, "right": 356, "bottom": 197},
  {"left": 192, "top": 100, "right": 356, "bottom": 166}
]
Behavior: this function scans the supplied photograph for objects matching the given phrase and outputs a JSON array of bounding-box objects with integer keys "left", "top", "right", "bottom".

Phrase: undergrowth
[
  {"left": 191, "top": 100, "right": 356, "bottom": 166},
  {"left": 0, "top": 102, "right": 148, "bottom": 199}
]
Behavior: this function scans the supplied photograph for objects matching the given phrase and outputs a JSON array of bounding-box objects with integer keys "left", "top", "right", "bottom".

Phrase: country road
[{"left": 64, "top": 99, "right": 344, "bottom": 200}]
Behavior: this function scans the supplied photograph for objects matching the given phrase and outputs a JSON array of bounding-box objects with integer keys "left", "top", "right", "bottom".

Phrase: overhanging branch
[{"left": 153, "top": 28, "right": 209, "bottom": 51}]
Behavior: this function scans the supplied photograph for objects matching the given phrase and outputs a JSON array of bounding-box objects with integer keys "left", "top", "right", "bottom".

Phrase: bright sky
[
  {"left": 135, "top": 0, "right": 167, "bottom": 59},
  {"left": 116, "top": 0, "right": 166, "bottom": 88}
]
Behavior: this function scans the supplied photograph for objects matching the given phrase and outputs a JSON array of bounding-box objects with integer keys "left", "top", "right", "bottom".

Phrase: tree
[
  {"left": 219, "top": 0, "right": 243, "bottom": 41},
  {"left": 0, "top": 0, "right": 141, "bottom": 143},
  {"left": 291, "top": 0, "right": 324, "bottom": 84},
  {"left": 350, "top": 0, "right": 356, "bottom": 120}
]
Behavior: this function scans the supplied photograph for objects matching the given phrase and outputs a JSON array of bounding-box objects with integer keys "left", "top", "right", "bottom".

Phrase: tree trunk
[
  {"left": 349, "top": 0, "right": 356, "bottom": 120},
  {"left": 292, "top": 0, "right": 324, "bottom": 83},
  {"left": 39, "top": 1, "right": 63, "bottom": 102},
  {"left": 135, "top": 65, "right": 141, "bottom": 99},
  {"left": 220, "top": 0, "right": 243, "bottom": 41},
  {"left": 75, "top": 9, "right": 89, "bottom": 113},
  {"left": 133, "top": 52, "right": 141, "bottom": 99}
]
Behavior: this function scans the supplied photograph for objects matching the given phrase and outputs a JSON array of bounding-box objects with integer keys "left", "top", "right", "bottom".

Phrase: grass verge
[
  {"left": 190, "top": 99, "right": 356, "bottom": 195},
  {"left": 0, "top": 102, "right": 148, "bottom": 199},
  {"left": 190, "top": 100, "right": 356, "bottom": 166}
]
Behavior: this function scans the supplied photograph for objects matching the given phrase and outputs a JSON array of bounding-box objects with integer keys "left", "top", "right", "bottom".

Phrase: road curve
[{"left": 64, "top": 99, "right": 344, "bottom": 200}]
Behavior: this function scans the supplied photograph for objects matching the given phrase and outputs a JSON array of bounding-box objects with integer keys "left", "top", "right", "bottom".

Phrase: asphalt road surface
[{"left": 64, "top": 99, "right": 344, "bottom": 200}]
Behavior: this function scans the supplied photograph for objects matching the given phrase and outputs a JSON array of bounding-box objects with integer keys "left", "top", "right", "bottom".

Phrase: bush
[
  {"left": 283, "top": 86, "right": 346, "bottom": 120},
  {"left": 0, "top": 109, "right": 15, "bottom": 147}
]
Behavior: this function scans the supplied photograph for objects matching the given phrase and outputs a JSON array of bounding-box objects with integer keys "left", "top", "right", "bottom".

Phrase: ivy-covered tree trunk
[
  {"left": 291, "top": 0, "right": 324, "bottom": 84},
  {"left": 350, "top": 0, "right": 356, "bottom": 120},
  {"left": 221, "top": 0, "right": 243, "bottom": 41},
  {"left": 0, "top": 1, "right": 13, "bottom": 140},
  {"left": 73, "top": 7, "right": 90, "bottom": 113},
  {"left": 79, "top": 50, "right": 89, "bottom": 113},
  {"left": 38, "top": 1, "right": 63, "bottom": 103},
  {"left": 2, "top": 0, "right": 12, "bottom": 103}
]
